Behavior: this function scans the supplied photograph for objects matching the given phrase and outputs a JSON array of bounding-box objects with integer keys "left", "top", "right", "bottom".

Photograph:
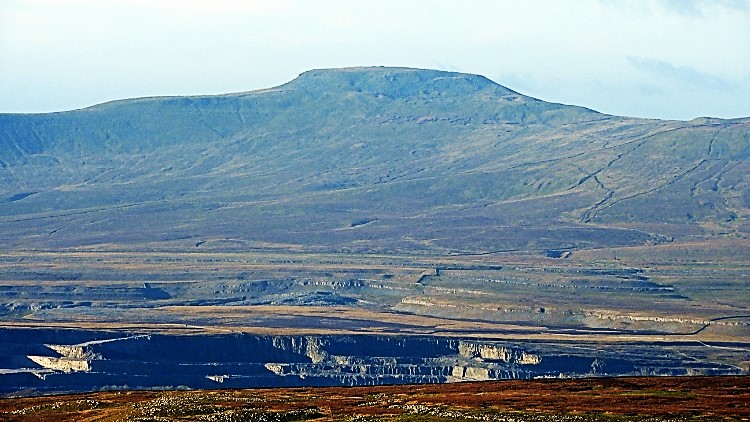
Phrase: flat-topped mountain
[{"left": 1, "top": 67, "right": 747, "bottom": 254}]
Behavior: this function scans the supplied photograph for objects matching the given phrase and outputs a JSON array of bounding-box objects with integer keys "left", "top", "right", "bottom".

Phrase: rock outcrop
[
  {"left": 458, "top": 341, "right": 542, "bottom": 364},
  {"left": 26, "top": 355, "right": 91, "bottom": 373}
]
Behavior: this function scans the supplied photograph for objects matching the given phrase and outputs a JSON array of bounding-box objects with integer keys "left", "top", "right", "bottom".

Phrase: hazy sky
[{"left": 1, "top": 0, "right": 749, "bottom": 120}]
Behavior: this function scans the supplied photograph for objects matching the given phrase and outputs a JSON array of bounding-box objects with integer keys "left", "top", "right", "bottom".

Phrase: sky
[{"left": 1, "top": 0, "right": 749, "bottom": 120}]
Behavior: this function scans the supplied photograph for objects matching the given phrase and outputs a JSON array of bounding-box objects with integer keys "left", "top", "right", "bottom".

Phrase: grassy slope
[{"left": 0, "top": 67, "right": 748, "bottom": 343}]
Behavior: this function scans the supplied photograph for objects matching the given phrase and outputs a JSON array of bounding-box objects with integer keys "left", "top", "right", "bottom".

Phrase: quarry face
[{"left": 1, "top": 328, "right": 746, "bottom": 396}]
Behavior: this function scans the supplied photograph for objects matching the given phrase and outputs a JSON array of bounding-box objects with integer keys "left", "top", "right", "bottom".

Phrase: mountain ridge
[
  {"left": 0, "top": 67, "right": 748, "bottom": 254},
  {"left": 1, "top": 67, "right": 591, "bottom": 117},
  {"left": 5, "top": 66, "right": 746, "bottom": 122}
]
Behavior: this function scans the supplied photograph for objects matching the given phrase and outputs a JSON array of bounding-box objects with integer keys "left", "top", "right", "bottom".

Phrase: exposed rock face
[
  {"left": 304, "top": 337, "right": 328, "bottom": 364},
  {"left": 518, "top": 352, "right": 542, "bottom": 365},
  {"left": 205, "top": 375, "right": 228, "bottom": 383},
  {"left": 26, "top": 355, "right": 90, "bottom": 373},
  {"left": 458, "top": 341, "right": 542, "bottom": 364},
  {"left": 459, "top": 366, "right": 491, "bottom": 381},
  {"left": 46, "top": 344, "right": 95, "bottom": 360},
  {"left": 0, "top": 328, "right": 746, "bottom": 396},
  {"left": 263, "top": 363, "right": 286, "bottom": 376}
]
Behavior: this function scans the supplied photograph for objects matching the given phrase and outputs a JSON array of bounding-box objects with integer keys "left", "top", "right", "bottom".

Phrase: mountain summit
[
  {"left": 283, "top": 66, "right": 514, "bottom": 98},
  {"left": 0, "top": 67, "right": 748, "bottom": 254}
]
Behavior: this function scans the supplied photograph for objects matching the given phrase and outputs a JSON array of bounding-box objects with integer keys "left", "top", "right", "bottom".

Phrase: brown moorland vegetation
[{"left": 2, "top": 376, "right": 749, "bottom": 421}]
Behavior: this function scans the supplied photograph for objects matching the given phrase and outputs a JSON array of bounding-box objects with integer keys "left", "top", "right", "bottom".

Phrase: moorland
[{"left": 2, "top": 376, "right": 749, "bottom": 421}]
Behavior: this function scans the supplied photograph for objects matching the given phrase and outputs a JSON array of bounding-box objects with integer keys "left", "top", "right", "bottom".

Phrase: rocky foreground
[{"left": 1, "top": 376, "right": 748, "bottom": 421}]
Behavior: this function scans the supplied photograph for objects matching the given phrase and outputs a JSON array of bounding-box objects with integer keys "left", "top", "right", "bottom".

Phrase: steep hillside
[{"left": 2, "top": 66, "right": 747, "bottom": 254}]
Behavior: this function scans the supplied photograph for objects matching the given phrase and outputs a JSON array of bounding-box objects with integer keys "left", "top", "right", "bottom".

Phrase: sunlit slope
[{"left": 0, "top": 67, "right": 748, "bottom": 253}]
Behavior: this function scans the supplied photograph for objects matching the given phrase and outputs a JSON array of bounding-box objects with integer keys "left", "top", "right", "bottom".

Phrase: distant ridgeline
[{"left": 0, "top": 66, "right": 747, "bottom": 253}]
